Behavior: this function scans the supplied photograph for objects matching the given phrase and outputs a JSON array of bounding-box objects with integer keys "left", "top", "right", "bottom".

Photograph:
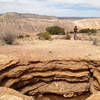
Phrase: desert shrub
[
  {"left": 38, "top": 32, "right": 51, "bottom": 40},
  {"left": 17, "top": 34, "right": 24, "bottom": 39},
  {"left": 0, "top": 32, "right": 16, "bottom": 45},
  {"left": 46, "top": 26, "right": 65, "bottom": 35},
  {"left": 79, "top": 28, "right": 90, "bottom": 33},
  {"left": 25, "top": 34, "right": 30, "bottom": 37},
  {"left": 90, "top": 29, "right": 97, "bottom": 33},
  {"left": 79, "top": 28, "right": 97, "bottom": 34},
  {"left": 69, "top": 31, "right": 74, "bottom": 34},
  {"left": 65, "top": 34, "right": 71, "bottom": 40}
]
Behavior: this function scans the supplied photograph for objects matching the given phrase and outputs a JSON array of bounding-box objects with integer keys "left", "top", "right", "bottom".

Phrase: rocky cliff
[{"left": 0, "top": 54, "right": 100, "bottom": 97}]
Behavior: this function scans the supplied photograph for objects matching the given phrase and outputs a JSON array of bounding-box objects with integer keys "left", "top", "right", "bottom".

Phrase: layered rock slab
[
  {"left": 0, "top": 55, "right": 94, "bottom": 97},
  {"left": 0, "top": 51, "right": 100, "bottom": 98}
]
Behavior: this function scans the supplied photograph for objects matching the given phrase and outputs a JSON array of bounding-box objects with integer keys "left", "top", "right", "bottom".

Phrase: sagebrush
[
  {"left": 65, "top": 34, "right": 71, "bottom": 40},
  {"left": 38, "top": 32, "right": 51, "bottom": 40},
  {"left": 0, "top": 32, "right": 16, "bottom": 45}
]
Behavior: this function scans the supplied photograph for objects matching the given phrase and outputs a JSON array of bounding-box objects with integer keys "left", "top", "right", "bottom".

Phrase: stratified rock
[
  {"left": 0, "top": 55, "right": 90, "bottom": 97},
  {"left": 88, "top": 61, "right": 100, "bottom": 94},
  {"left": 0, "top": 54, "right": 100, "bottom": 97}
]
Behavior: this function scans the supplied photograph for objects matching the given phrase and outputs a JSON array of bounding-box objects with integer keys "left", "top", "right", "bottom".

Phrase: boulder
[
  {"left": 86, "top": 92, "right": 100, "bottom": 100},
  {"left": 0, "top": 95, "right": 23, "bottom": 100},
  {"left": 0, "top": 87, "right": 34, "bottom": 100}
]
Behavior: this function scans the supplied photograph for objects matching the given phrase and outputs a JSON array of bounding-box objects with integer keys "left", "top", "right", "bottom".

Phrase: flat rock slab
[
  {"left": 0, "top": 87, "right": 34, "bottom": 100},
  {"left": 86, "top": 92, "right": 100, "bottom": 100},
  {"left": 0, "top": 95, "right": 23, "bottom": 100}
]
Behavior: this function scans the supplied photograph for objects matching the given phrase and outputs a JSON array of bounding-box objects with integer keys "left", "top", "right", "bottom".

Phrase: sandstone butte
[{"left": 0, "top": 40, "right": 100, "bottom": 100}]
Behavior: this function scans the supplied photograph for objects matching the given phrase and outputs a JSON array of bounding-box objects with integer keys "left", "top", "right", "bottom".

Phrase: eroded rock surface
[
  {"left": 86, "top": 92, "right": 100, "bottom": 100},
  {"left": 0, "top": 50, "right": 100, "bottom": 98},
  {"left": 0, "top": 87, "right": 33, "bottom": 100}
]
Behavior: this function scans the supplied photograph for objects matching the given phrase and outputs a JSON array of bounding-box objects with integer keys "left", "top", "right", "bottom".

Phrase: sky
[{"left": 0, "top": 0, "right": 100, "bottom": 17}]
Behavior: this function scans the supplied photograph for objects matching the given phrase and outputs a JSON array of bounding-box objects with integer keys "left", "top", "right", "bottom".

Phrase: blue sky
[{"left": 0, "top": 0, "right": 100, "bottom": 17}]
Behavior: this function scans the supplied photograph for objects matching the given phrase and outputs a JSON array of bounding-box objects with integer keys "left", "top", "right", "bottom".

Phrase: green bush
[
  {"left": 46, "top": 26, "right": 65, "bottom": 35},
  {"left": 79, "top": 28, "right": 97, "bottom": 34},
  {"left": 0, "top": 32, "right": 16, "bottom": 45},
  {"left": 38, "top": 32, "right": 51, "bottom": 40},
  {"left": 90, "top": 29, "right": 97, "bottom": 33},
  {"left": 65, "top": 34, "right": 71, "bottom": 40},
  {"left": 69, "top": 31, "right": 74, "bottom": 34}
]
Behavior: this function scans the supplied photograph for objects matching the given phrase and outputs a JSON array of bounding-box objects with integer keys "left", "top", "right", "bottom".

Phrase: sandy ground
[{"left": 0, "top": 40, "right": 100, "bottom": 61}]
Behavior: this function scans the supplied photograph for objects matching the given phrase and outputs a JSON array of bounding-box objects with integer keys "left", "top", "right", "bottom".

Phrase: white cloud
[
  {"left": 53, "top": 0, "right": 100, "bottom": 8},
  {"left": 0, "top": 0, "right": 100, "bottom": 17},
  {"left": 53, "top": 0, "right": 85, "bottom": 4},
  {"left": 0, "top": 0, "right": 15, "bottom": 2}
]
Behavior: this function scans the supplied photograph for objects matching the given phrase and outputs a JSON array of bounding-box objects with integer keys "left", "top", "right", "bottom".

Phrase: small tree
[
  {"left": 0, "top": 31, "right": 16, "bottom": 45},
  {"left": 46, "top": 26, "right": 65, "bottom": 35}
]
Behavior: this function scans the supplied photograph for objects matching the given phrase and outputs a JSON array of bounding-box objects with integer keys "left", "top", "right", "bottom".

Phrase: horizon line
[{"left": 0, "top": 12, "right": 100, "bottom": 18}]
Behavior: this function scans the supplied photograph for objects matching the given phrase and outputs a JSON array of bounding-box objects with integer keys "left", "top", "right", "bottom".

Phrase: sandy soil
[{"left": 0, "top": 40, "right": 100, "bottom": 61}]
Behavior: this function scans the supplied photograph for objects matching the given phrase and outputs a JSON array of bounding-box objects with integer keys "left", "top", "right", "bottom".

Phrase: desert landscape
[
  {"left": 0, "top": 12, "right": 100, "bottom": 100},
  {"left": 1, "top": 12, "right": 100, "bottom": 34}
]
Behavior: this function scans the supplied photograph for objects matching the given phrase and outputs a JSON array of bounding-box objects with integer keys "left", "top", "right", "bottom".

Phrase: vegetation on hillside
[{"left": 79, "top": 28, "right": 97, "bottom": 34}]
